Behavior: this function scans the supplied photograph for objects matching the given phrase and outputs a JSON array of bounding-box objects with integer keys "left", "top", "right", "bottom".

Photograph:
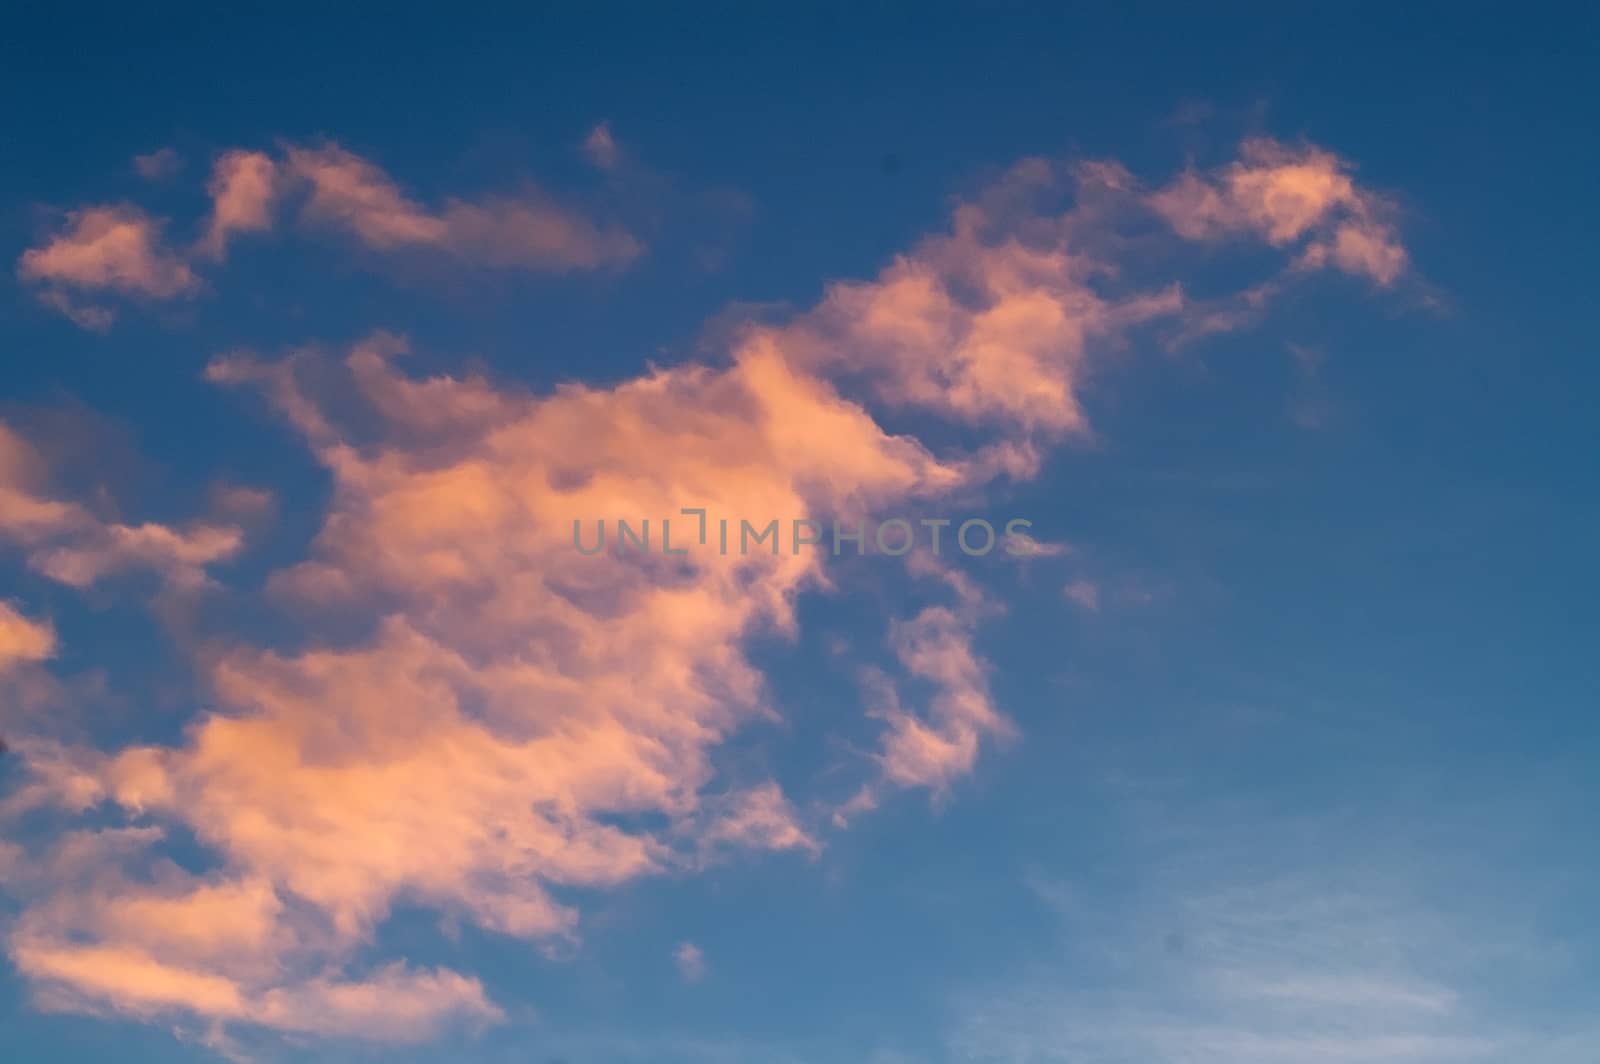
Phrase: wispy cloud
[
  {"left": 285, "top": 142, "right": 643, "bottom": 270},
  {"left": 1063, "top": 579, "right": 1100, "bottom": 611},
  {"left": 950, "top": 795, "right": 1595, "bottom": 1064},
  {"left": 133, "top": 147, "right": 184, "bottom": 182},
  {"left": 20, "top": 138, "right": 648, "bottom": 330},
  {"left": 0, "top": 421, "right": 243, "bottom": 590},
  {"left": 585, "top": 120, "right": 623, "bottom": 171},
  {"left": 0, "top": 600, "right": 55, "bottom": 673}
]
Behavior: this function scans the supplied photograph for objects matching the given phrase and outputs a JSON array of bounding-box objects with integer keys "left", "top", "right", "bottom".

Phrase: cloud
[
  {"left": 790, "top": 157, "right": 1185, "bottom": 440},
  {"left": 871, "top": 604, "right": 1011, "bottom": 793},
  {"left": 585, "top": 121, "right": 622, "bottom": 171},
  {"left": 1150, "top": 138, "right": 1408, "bottom": 285},
  {"left": 18, "top": 206, "right": 196, "bottom": 297},
  {"left": 1299, "top": 217, "right": 1408, "bottom": 286},
  {"left": 675, "top": 941, "right": 706, "bottom": 983},
  {"left": 250, "top": 963, "right": 503, "bottom": 1042},
  {"left": 17, "top": 205, "right": 197, "bottom": 326},
  {"left": 34, "top": 291, "right": 116, "bottom": 332},
  {"left": 133, "top": 147, "right": 184, "bottom": 181},
  {"left": 0, "top": 601, "right": 55, "bottom": 672},
  {"left": 200, "top": 150, "right": 278, "bottom": 259},
  {"left": 948, "top": 792, "right": 1596, "bottom": 1064},
  {"left": 2, "top": 823, "right": 504, "bottom": 1042},
  {"left": 14, "top": 941, "right": 501, "bottom": 1043},
  {"left": 285, "top": 143, "right": 643, "bottom": 271},
  {"left": 697, "top": 783, "right": 818, "bottom": 856},
  {"left": 1063, "top": 579, "right": 1100, "bottom": 611},
  {"left": 283, "top": 145, "right": 448, "bottom": 248},
  {"left": 0, "top": 420, "right": 243, "bottom": 590},
  {"left": 24, "top": 140, "right": 645, "bottom": 330},
  {"left": 1003, "top": 531, "right": 1070, "bottom": 558}
]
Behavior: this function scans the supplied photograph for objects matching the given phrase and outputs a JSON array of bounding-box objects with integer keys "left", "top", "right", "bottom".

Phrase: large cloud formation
[{"left": 0, "top": 137, "right": 1410, "bottom": 1050}]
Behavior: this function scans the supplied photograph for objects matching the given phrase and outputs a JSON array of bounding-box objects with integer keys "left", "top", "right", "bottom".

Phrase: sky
[{"left": 1, "top": 5, "right": 1597, "bottom": 1062}]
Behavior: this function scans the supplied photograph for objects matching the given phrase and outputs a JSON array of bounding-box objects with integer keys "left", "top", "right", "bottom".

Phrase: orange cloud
[
  {"left": 284, "top": 145, "right": 447, "bottom": 247},
  {"left": 17, "top": 205, "right": 197, "bottom": 326},
  {"left": 789, "top": 157, "right": 1184, "bottom": 443},
  {"left": 13, "top": 939, "right": 500, "bottom": 1042},
  {"left": 1150, "top": 138, "right": 1408, "bottom": 286},
  {"left": 0, "top": 601, "right": 55, "bottom": 672},
  {"left": 1064, "top": 579, "right": 1100, "bottom": 611},
  {"left": 1300, "top": 218, "right": 1408, "bottom": 286},
  {"left": 0, "top": 421, "right": 243, "bottom": 589},
  {"left": 286, "top": 143, "right": 643, "bottom": 270},
  {"left": 3, "top": 823, "right": 502, "bottom": 1041},
  {"left": 874, "top": 602, "right": 1013, "bottom": 792},
  {"left": 674, "top": 941, "right": 706, "bottom": 983},
  {"left": 698, "top": 782, "right": 819, "bottom": 856},
  {"left": 24, "top": 141, "right": 644, "bottom": 331},
  {"left": 200, "top": 150, "right": 278, "bottom": 258},
  {"left": 18, "top": 206, "right": 195, "bottom": 296}
]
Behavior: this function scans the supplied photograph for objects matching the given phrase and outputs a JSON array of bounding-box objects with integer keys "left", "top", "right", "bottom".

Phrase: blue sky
[{"left": 1, "top": 6, "right": 1596, "bottom": 1063}]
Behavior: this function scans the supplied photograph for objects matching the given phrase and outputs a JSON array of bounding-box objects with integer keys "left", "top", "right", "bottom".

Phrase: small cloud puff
[
  {"left": 1150, "top": 137, "right": 1408, "bottom": 286},
  {"left": 17, "top": 205, "right": 197, "bottom": 327},
  {"left": 674, "top": 942, "right": 707, "bottom": 983},
  {"left": 133, "top": 147, "right": 183, "bottom": 182},
  {"left": 1064, "top": 579, "right": 1100, "bottom": 611}
]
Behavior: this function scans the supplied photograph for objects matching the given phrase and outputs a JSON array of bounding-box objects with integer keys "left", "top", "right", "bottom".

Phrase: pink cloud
[
  {"left": 200, "top": 150, "right": 279, "bottom": 259},
  {"left": 133, "top": 147, "right": 184, "bottom": 182},
  {"left": 1064, "top": 579, "right": 1101, "bottom": 611},
  {"left": 1150, "top": 138, "right": 1408, "bottom": 286},
  {"left": 873, "top": 604, "right": 1013, "bottom": 792},
  {"left": 23, "top": 140, "right": 642, "bottom": 332},
  {"left": 34, "top": 291, "right": 116, "bottom": 332},
  {"left": 285, "top": 143, "right": 642, "bottom": 270},
  {"left": 698, "top": 783, "right": 819, "bottom": 856},
  {"left": 1299, "top": 217, "right": 1409, "bottom": 286},
  {"left": 0, "top": 601, "right": 55, "bottom": 672},
  {"left": 17, "top": 206, "right": 197, "bottom": 326},
  {"left": 18, "top": 206, "right": 195, "bottom": 297},
  {"left": 0, "top": 421, "right": 244, "bottom": 590},
  {"left": 2, "top": 822, "right": 502, "bottom": 1040},
  {"left": 790, "top": 158, "right": 1185, "bottom": 442},
  {"left": 13, "top": 939, "right": 500, "bottom": 1042},
  {"left": 285, "top": 145, "right": 448, "bottom": 247}
]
